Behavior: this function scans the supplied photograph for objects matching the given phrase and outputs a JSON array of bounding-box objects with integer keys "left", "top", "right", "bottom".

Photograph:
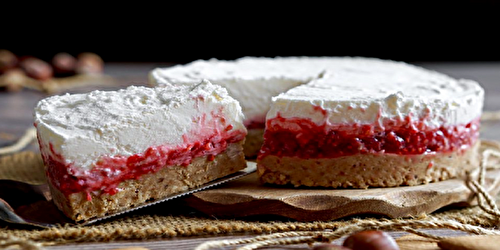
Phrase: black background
[{"left": 3, "top": 1, "right": 499, "bottom": 64}]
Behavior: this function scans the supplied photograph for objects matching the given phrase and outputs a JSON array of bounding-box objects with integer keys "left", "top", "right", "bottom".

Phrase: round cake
[
  {"left": 259, "top": 59, "right": 483, "bottom": 188},
  {"left": 150, "top": 57, "right": 484, "bottom": 188}
]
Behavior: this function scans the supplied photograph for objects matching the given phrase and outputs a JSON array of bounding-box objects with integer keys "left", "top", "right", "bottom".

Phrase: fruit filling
[
  {"left": 259, "top": 113, "right": 480, "bottom": 159},
  {"left": 40, "top": 127, "right": 245, "bottom": 198}
]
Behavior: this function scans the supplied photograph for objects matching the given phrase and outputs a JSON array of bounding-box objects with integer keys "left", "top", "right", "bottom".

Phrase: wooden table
[{"left": 1, "top": 62, "right": 500, "bottom": 249}]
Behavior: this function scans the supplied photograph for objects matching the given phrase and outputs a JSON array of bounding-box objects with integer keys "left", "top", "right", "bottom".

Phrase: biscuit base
[
  {"left": 243, "top": 128, "right": 264, "bottom": 158},
  {"left": 49, "top": 142, "right": 246, "bottom": 222},
  {"left": 257, "top": 142, "right": 480, "bottom": 188}
]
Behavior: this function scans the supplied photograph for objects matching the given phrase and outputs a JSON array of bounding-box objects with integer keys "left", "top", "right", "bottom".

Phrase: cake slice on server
[
  {"left": 34, "top": 80, "right": 247, "bottom": 221},
  {"left": 258, "top": 60, "right": 484, "bottom": 188}
]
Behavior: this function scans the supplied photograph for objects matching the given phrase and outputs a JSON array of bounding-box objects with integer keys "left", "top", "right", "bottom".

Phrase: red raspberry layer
[
  {"left": 258, "top": 113, "right": 480, "bottom": 160},
  {"left": 40, "top": 127, "right": 245, "bottom": 199}
]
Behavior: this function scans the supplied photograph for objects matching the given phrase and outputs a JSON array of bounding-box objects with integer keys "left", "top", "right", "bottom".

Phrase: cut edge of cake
[
  {"left": 35, "top": 80, "right": 248, "bottom": 221},
  {"left": 50, "top": 142, "right": 246, "bottom": 221}
]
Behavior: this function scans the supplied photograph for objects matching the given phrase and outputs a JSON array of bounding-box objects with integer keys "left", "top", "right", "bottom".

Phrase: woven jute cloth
[{"left": 1, "top": 143, "right": 500, "bottom": 249}]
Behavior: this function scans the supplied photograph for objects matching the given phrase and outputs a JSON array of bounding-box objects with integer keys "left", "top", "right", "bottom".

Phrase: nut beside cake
[{"left": 34, "top": 80, "right": 247, "bottom": 221}]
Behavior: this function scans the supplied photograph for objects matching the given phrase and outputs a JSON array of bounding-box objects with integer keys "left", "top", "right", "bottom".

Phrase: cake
[
  {"left": 149, "top": 57, "right": 337, "bottom": 157},
  {"left": 150, "top": 57, "right": 483, "bottom": 188},
  {"left": 34, "top": 80, "right": 247, "bottom": 221},
  {"left": 259, "top": 61, "right": 483, "bottom": 188}
]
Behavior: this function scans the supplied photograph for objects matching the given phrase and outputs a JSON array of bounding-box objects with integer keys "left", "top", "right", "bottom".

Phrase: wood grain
[
  {"left": 396, "top": 235, "right": 440, "bottom": 250},
  {"left": 183, "top": 167, "right": 500, "bottom": 221},
  {"left": 438, "top": 235, "right": 500, "bottom": 250}
]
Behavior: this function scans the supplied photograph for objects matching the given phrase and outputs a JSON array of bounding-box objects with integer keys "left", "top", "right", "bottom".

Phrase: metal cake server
[{"left": 0, "top": 162, "right": 256, "bottom": 228}]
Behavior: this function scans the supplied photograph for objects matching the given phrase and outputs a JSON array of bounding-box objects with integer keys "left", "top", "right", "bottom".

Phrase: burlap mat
[{"left": 1, "top": 144, "right": 500, "bottom": 249}]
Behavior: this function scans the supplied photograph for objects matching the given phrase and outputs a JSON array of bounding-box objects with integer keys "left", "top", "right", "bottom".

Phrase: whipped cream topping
[
  {"left": 270, "top": 62, "right": 484, "bottom": 128},
  {"left": 150, "top": 57, "right": 484, "bottom": 128},
  {"left": 35, "top": 80, "right": 246, "bottom": 170},
  {"left": 150, "top": 57, "right": 335, "bottom": 123}
]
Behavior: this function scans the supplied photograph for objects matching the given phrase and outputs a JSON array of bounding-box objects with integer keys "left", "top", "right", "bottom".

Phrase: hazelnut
[
  {"left": 0, "top": 69, "right": 26, "bottom": 92},
  {"left": 343, "top": 231, "right": 399, "bottom": 250},
  {"left": 52, "top": 52, "right": 77, "bottom": 77},
  {"left": 76, "top": 52, "right": 103, "bottom": 74},
  {"left": 313, "top": 243, "right": 352, "bottom": 250},
  {"left": 20, "top": 57, "right": 53, "bottom": 81},
  {"left": 0, "top": 50, "right": 18, "bottom": 74}
]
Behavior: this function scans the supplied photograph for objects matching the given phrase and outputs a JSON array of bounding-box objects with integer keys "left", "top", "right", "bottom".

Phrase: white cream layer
[
  {"left": 34, "top": 80, "right": 246, "bottom": 170},
  {"left": 150, "top": 57, "right": 484, "bottom": 127},
  {"left": 270, "top": 62, "right": 483, "bottom": 127},
  {"left": 149, "top": 57, "right": 328, "bottom": 123}
]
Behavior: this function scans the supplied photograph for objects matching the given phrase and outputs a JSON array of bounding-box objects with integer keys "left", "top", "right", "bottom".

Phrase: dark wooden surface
[
  {"left": 185, "top": 167, "right": 500, "bottom": 221},
  {"left": 1, "top": 62, "right": 500, "bottom": 249}
]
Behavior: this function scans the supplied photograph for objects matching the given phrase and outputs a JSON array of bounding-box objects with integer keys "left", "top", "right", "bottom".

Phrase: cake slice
[
  {"left": 34, "top": 80, "right": 247, "bottom": 221},
  {"left": 258, "top": 60, "right": 484, "bottom": 188}
]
